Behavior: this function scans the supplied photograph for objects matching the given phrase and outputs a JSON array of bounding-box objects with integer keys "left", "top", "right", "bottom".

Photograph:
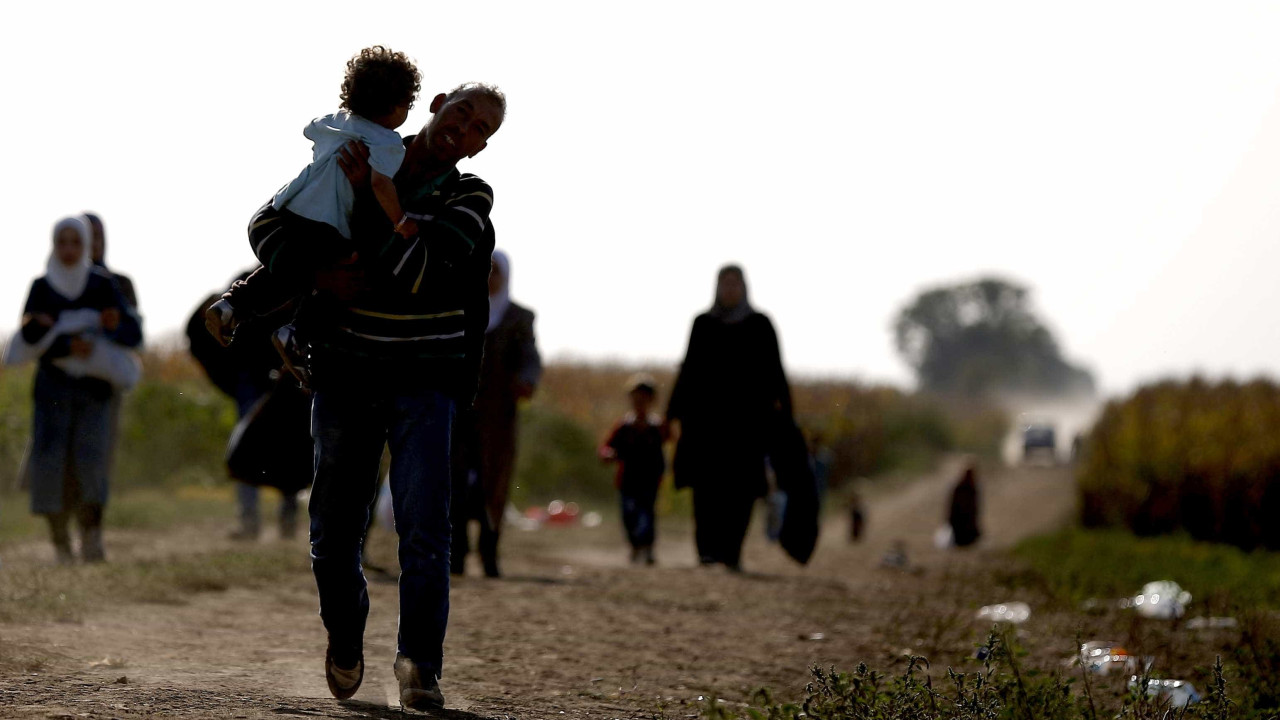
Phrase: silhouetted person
[
  {"left": 667, "top": 265, "right": 793, "bottom": 571},
  {"left": 451, "top": 249, "right": 542, "bottom": 578},
  {"left": 948, "top": 465, "right": 981, "bottom": 547},
  {"left": 84, "top": 213, "right": 138, "bottom": 311},
  {"left": 600, "top": 374, "right": 667, "bottom": 565},
  {"left": 84, "top": 212, "right": 140, "bottom": 506},
  {"left": 849, "top": 491, "right": 865, "bottom": 542},
  {"left": 8, "top": 216, "right": 142, "bottom": 563},
  {"left": 186, "top": 270, "right": 302, "bottom": 540}
]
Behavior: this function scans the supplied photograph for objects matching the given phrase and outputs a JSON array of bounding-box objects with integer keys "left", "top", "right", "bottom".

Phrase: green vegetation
[
  {"left": 699, "top": 644, "right": 1251, "bottom": 720},
  {"left": 790, "top": 383, "right": 1007, "bottom": 479},
  {"left": 893, "top": 277, "right": 1094, "bottom": 398},
  {"left": 0, "top": 485, "right": 298, "bottom": 623},
  {"left": 512, "top": 404, "right": 616, "bottom": 509},
  {"left": 1, "top": 352, "right": 1007, "bottom": 519},
  {"left": 0, "top": 360, "right": 236, "bottom": 493},
  {"left": 533, "top": 363, "right": 1009, "bottom": 504},
  {"left": 0, "top": 486, "right": 248, "bottom": 544},
  {"left": 701, "top": 531, "right": 1280, "bottom": 720},
  {"left": 1013, "top": 527, "right": 1280, "bottom": 611},
  {"left": 1079, "top": 378, "right": 1280, "bottom": 550},
  {"left": 0, "top": 541, "right": 303, "bottom": 624}
]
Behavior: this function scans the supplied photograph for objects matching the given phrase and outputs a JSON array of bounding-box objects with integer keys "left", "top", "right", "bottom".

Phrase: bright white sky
[{"left": 3, "top": 1, "right": 1279, "bottom": 395}]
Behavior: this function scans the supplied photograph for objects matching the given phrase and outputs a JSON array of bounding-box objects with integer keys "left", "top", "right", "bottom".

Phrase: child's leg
[
  {"left": 222, "top": 267, "right": 300, "bottom": 319},
  {"left": 247, "top": 203, "right": 350, "bottom": 300},
  {"left": 636, "top": 484, "right": 658, "bottom": 549},
  {"left": 620, "top": 492, "right": 640, "bottom": 549}
]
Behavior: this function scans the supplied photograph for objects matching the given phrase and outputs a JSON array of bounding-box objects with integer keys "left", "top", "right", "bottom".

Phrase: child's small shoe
[{"left": 204, "top": 298, "right": 238, "bottom": 347}]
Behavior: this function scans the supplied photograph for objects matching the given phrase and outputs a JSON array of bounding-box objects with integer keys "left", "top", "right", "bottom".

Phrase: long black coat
[{"left": 667, "top": 312, "right": 793, "bottom": 497}]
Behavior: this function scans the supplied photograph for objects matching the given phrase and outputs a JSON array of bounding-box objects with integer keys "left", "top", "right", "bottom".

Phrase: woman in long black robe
[
  {"left": 666, "top": 265, "right": 793, "bottom": 570},
  {"left": 948, "top": 465, "right": 981, "bottom": 547}
]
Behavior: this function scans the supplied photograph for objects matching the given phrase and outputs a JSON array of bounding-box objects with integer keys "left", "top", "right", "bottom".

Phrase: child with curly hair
[{"left": 207, "top": 46, "right": 422, "bottom": 340}]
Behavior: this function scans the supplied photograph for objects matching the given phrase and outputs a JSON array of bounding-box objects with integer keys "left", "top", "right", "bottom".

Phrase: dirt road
[{"left": 0, "top": 461, "right": 1076, "bottom": 719}]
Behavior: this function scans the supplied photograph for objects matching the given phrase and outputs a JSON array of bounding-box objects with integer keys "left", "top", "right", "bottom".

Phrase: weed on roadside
[
  {"left": 702, "top": 632, "right": 1280, "bottom": 720},
  {"left": 0, "top": 544, "right": 305, "bottom": 622}
]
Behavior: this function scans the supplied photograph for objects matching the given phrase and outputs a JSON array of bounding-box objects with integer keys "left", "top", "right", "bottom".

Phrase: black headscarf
[
  {"left": 84, "top": 212, "right": 107, "bottom": 267},
  {"left": 708, "top": 264, "right": 755, "bottom": 324}
]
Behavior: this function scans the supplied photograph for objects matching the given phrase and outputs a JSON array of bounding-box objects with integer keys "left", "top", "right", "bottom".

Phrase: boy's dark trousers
[
  {"left": 225, "top": 202, "right": 351, "bottom": 318},
  {"left": 620, "top": 482, "right": 659, "bottom": 549}
]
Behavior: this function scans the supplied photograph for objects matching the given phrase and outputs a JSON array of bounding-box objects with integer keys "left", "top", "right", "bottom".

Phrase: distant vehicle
[{"left": 1022, "top": 422, "right": 1057, "bottom": 464}]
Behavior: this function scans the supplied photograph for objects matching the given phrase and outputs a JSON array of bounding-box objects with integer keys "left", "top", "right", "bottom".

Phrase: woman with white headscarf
[
  {"left": 8, "top": 216, "right": 142, "bottom": 563},
  {"left": 450, "top": 250, "right": 542, "bottom": 578}
]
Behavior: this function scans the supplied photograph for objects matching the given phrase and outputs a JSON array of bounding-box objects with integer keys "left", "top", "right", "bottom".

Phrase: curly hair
[{"left": 340, "top": 46, "right": 421, "bottom": 120}]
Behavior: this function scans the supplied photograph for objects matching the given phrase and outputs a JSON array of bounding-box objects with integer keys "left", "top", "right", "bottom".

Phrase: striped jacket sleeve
[{"left": 370, "top": 176, "right": 494, "bottom": 295}]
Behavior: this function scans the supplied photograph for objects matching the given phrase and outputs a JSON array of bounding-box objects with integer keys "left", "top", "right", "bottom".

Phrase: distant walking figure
[
  {"left": 600, "top": 374, "right": 667, "bottom": 565},
  {"left": 451, "top": 250, "right": 542, "bottom": 578},
  {"left": 6, "top": 216, "right": 142, "bottom": 563},
  {"left": 667, "top": 265, "right": 793, "bottom": 571},
  {"left": 948, "top": 465, "right": 981, "bottom": 548}
]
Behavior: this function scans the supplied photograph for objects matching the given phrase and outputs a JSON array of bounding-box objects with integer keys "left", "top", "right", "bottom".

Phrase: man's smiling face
[{"left": 420, "top": 90, "right": 503, "bottom": 166}]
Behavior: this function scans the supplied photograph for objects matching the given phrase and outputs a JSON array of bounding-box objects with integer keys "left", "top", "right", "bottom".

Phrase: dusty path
[{"left": 0, "top": 462, "right": 1076, "bottom": 719}]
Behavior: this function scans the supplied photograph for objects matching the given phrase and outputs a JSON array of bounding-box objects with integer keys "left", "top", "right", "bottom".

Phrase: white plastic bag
[
  {"left": 933, "top": 525, "right": 955, "bottom": 549},
  {"left": 3, "top": 309, "right": 141, "bottom": 390}
]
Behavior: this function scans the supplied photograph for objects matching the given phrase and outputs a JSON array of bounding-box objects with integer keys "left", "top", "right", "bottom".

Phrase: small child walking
[
  {"left": 599, "top": 374, "right": 667, "bottom": 565},
  {"left": 207, "top": 46, "right": 422, "bottom": 342}
]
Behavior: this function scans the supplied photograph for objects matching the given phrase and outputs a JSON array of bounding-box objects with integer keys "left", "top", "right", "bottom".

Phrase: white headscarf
[
  {"left": 487, "top": 249, "right": 511, "bottom": 333},
  {"left": 45, "top": 216, "right": 94, "bottom": 301}
]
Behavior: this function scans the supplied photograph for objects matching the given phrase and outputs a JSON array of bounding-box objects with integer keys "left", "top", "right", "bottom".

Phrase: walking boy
[{"left": 600, "top": 374, "right": 667, "bottom": 565}]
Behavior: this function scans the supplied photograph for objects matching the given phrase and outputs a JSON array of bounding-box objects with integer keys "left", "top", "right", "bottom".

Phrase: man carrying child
[{"left": 210, "top": 76, "right": 506, "bottom": 711}]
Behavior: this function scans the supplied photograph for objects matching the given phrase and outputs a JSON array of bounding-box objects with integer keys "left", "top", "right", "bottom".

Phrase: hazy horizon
[{"left": 4, "top": 2, "right": 1279, "bottom": 396}]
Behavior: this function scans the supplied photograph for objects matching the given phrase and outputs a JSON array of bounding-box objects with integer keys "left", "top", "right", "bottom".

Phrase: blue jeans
[
  {"left": 309, "top": 386, "right": 455, "bottom": 676},
  {"left": 621, "top": 484, "right": 658, "bottom": 548},
  {"left": 236, "top": 482, "right": 300, "bottom": 526}
]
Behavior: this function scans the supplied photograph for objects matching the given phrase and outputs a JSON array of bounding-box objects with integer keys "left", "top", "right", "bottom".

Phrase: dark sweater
[
  {"left": 257, "top": 140, "right": 495, "bottom": 404},
  {"left": 20, "top": 269, "right": 143, "bottom": 391},
  {"left": 603, "top": 413, "right": 666, "bottom": 492}
]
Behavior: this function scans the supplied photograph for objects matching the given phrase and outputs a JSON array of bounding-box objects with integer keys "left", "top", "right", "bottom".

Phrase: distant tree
[{"left": 893, "top": 278, "right": 1095, "bottom": 397}]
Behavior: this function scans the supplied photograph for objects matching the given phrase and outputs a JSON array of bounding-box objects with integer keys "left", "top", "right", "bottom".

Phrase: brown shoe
[
  {"left": 394, "top": 653, "right": 444, "bottom": 711},
  {"left": 324, "top": 644, "right": 363, "bottom": 700}
]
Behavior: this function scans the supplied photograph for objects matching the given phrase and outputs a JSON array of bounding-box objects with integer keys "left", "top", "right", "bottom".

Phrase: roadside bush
[
  {"left": 539, "top": 364, "right": 1007, "bottom": 487},
  {"left": 511, "top": 404, "right": 616, "bottom": 509},
  {"left": 0, "top": 351, "right": 235, "bottom": 493},
  {"left": 0, "top": 366, "right": 33, "bottom": 492},
  {"left": 701, "top": 640, "right": 1256, "bottom": 720},
  {"left": 1, "top": 351, "right": 1006, "bottom": 505},
  {"left": 114, "top": 378, "right": 236, "bottom": 487},
  {"left": 792, "top": 383, "right": 1006, "bottom": 479},
  {"left": 1078, "top": 378, "right": 1280, "bottom": 550}
]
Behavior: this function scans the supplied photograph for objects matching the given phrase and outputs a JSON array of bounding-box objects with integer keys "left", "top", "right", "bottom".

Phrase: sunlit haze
[{"left": 4, "top": 1, "right": 1279, "bottom": 395}]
